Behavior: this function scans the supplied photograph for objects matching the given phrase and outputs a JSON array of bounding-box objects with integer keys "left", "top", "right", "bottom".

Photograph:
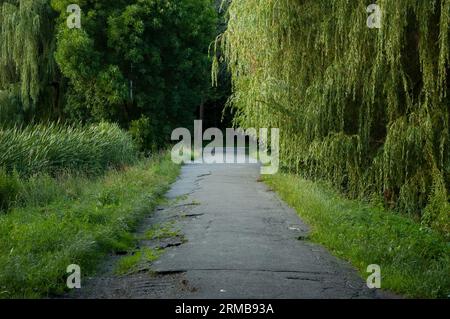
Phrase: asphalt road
[{"left": 74, "top": 148, "right": 383, "bottom": 299}]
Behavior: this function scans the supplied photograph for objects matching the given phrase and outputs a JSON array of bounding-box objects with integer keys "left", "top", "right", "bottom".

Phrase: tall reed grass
[{"left": 0, "top": 122, "right": 138, "bottom": 176}]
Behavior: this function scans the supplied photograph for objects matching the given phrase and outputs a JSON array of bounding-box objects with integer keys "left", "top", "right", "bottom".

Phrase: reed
[{"left": 0, "top": 122, "right": 138, "bottom": 176}]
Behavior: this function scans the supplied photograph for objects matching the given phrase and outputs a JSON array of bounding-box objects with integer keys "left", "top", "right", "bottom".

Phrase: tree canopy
[
  {"left": 219, "top": 0, "right": 450, "bottom": 236},
  {"left": 0, "top": 0, "right": 58, "bottom": 123},
  {"left": 1, "top": 0, "right": 217, "bottom": 147}
]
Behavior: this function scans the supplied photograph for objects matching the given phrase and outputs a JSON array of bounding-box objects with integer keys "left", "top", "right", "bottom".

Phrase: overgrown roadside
[
  {"left": 69, "top": 188, "right": 196, "bottom": 299},
  {"left": 263, "top": 174, "right": 450, "bottom": 298},
  {"left": 0, "top": 153, "right": 180, "bottom": 298}
]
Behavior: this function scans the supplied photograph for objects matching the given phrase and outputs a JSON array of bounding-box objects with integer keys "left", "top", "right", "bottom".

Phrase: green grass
[
  {"left": 0, "top": 169, "right": 20, "bottom": 211},
  {"left": 0, "top": 153, "right": 180, "bottom": 298},
  {"left": 263, "top": 173, "right": 450, "bottom": 298},
  {"left": 144, "top": 222, "right": 180, "bottom": 240},
  {"left": 116, "top": 219, "right": 185, "bottom": 276},
  {"left": 115, "top": 248, "right": 162, "bottom": 276},
  {"left": 0, "top": 122, "right": 137, "bottom": 177}
]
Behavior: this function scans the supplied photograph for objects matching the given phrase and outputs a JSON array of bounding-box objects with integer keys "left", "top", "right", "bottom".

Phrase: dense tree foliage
[
  {"left": 0, "top": 0, "right": 217, "bottom": 148},
  {"left": 52, "top": 0, "right": 217, "bottom": 147},
  {"left": 219, "top": 0, "right": 450, "bottom": 236}
]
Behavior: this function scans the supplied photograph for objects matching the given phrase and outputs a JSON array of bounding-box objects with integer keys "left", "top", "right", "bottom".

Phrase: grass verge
[
  {"left": 0, "top": 153, "right": 180, "bottom": 298},
  {"left": 263, "top": 174, "right": 450, "bottom": 298}
]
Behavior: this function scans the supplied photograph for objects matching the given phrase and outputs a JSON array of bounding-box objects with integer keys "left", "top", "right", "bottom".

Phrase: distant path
[{"left": 74, "top": 148, "right": 383, "bottom": 299}]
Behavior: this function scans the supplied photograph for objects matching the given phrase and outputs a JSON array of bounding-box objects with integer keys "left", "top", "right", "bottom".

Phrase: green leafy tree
[
  {"left": 53, "top": 0, "right": 217, "bottom": 147},
  {"left": 0, "top": 0, "right": 60, "bottom": 124},
  {"left": 219, "top": 0, "right": 450, "bottom": 236}
]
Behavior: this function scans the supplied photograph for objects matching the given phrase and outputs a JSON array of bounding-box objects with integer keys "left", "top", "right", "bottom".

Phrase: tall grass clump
[
  {"left": 218, "top": 0, "right": 450, "bottom": 237},
  {"left": 0, "top": 122, "right": 138, "bottom": 176}
]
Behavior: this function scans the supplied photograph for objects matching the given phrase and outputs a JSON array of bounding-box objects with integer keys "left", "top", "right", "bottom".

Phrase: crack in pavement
[{"left": 153, "top": 268, "right": 337, "bottom": 276}]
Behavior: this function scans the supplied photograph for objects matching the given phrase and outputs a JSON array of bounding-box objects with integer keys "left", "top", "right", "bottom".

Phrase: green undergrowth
[
  {"left": 0, "top": 153, "right": 180, "bottom": 298},
  {"left": 263, "top": 173, "right": 450, "bottom": 298},
  {"left": 115, "top": 248, "right": 163, "bottom": 276}
]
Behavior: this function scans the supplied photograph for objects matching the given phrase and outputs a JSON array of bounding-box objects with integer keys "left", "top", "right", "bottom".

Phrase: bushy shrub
[{"left": 129, "top": 116, "right": 157, "bottom": 153}]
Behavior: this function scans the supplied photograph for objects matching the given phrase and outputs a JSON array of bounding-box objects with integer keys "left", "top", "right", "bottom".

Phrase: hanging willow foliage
[
  {"left": 219, "top": 0, "right": 450, "bottom": 236},
  {"left": 0, "top": 0, "right": 57, "bottom": 119}
]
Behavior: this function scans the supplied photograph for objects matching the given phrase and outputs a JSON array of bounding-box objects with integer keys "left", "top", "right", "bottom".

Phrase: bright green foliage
[
  {"left": 144, "top": 221, "right": 179, "bottom": 240},
  {"left": 0, "top": 0, "right": 218, "bottom": 144},
  {"left": 0, "top": 122, "right": 138, "bottom": 176},
  {"left": 220, "top": 0, "right": 450, "bottom": 236},
  {"left": 0, "top": 0, "right": 59, "bottom": 122},
  {"left": 52, "top": 0, "right": 217, "bottom": 146},
  {"left": 129, "top": 115, "right": 157, "bottom": 153},
  {"left": 115, "top": 247, "right": 162, "bottom": 275}
]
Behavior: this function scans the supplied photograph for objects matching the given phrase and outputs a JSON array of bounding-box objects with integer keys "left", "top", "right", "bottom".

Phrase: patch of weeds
[
  {"left": 115, "top": 247, "right": 162, "bottom": 276},
  {"left": 169, "top": 194, "right": 189, "bottom": 206},
  {"left": 144, "top": 222, "right": 180, "bottom": 241},
  {"left": 97, "top": 188, "right": 121, "bottom": 207}
]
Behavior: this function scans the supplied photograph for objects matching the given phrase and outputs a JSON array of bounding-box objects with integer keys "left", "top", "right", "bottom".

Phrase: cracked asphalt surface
[{"left": 73, "top": 148, "right": 384, "bottom": 299}]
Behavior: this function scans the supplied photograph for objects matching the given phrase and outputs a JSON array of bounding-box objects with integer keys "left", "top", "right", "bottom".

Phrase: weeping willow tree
[
  {"left": 219, "top": 0, "right": 450, "bottom": 236},
  {"left": 0, "top": 0, "right": 59, "bottom": 123}
]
